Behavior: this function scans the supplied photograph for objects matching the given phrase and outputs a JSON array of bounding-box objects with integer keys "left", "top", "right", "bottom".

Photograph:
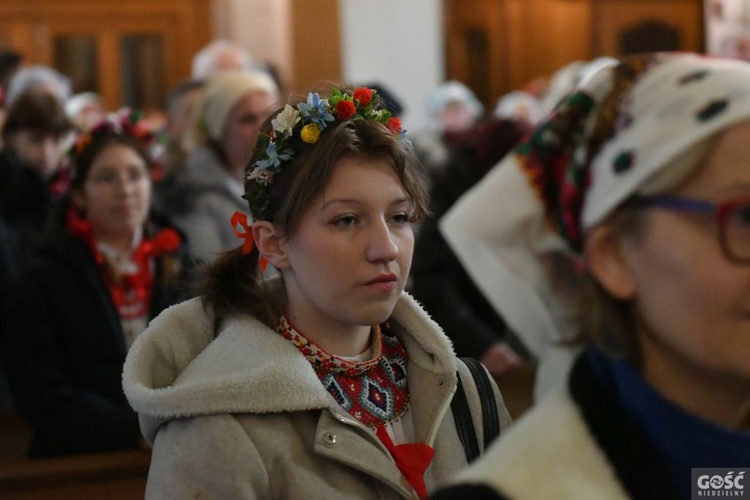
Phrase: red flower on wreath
[
  {"left": 353, "top": 87, "right": 373, "bottom": 107},
  {"left": 335, "top": 100, "right": 356, "bottom": 120},
  {"left": 386, "top": 117, "right": 402, "bottom": 134}
]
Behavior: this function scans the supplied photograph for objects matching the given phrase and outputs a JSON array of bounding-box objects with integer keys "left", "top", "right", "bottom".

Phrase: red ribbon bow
[
  {"left": 375, "top": 425, "right": 435, "bottom": 499},
  {"left": 231, "top": 211, "right": 255, "bottom": 254}
]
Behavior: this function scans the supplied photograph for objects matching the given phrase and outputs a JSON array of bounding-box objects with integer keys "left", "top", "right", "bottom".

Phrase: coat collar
[{"left": 123, "top": 292, "right": 457, "bottom": 443}]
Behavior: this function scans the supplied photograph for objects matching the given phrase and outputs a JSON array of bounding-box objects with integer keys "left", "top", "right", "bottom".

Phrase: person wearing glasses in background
[
  {"left": 2, "top": 111, "right": 190, "bottom": 458},
  {"left": 433, "top": 53, "right": 750, "bottom": 499}
]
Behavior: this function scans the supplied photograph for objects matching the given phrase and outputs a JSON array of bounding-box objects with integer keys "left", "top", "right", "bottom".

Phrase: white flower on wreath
[
  {"left": 248, "top": 167, "right": 275, "bottom": 186},
  {"left": 271, "top": 104, "right": 301, "bottom": 137}
]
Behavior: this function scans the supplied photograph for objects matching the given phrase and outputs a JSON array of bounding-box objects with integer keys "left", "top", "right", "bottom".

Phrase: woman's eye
[
  {"left": 334, "top": 215, "right": 358, "bottom": 226},
  {"left": 241, "top": 113, "right": 260, "bottom": 126},
  {"left": 391, "top": 213, "right": 410, "bottom": 224},
  {"left": 128, "top": 167, "right": 146, "bottom": 182},
  {"left": 92, "top": 171, "right": 116, "bottom": 183},
  {"left": 28, "top": 132, "right": 46, "bottom": 144}
]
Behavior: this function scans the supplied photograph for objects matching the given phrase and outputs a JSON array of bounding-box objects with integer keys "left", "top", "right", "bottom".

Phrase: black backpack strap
[
  {"left": 450, "top": 361, "right": 480, "bottom": 463},
  {"left": 461, "top": 357, "right": 501, "bottom": 450},
  {"left": 450, "top": 357, "right": 501, "bottom": 464}
]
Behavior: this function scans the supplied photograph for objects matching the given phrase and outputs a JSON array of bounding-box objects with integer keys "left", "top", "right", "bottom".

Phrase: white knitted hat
[{"left": 199, "top": 70, "right": 278, "bottom": 141}]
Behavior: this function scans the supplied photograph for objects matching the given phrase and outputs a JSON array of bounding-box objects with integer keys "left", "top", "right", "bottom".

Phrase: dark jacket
[
  {"left": 0, "top": 149, "right": 63, "bottom": 411},
  {"left": 1, "top": 217, "right": 192, "bottom": 458},
  {"left": 0, "top": 148, "right": 60, "bottom": 282},
  {"left": 411, "top": 118, "right": 529, "bottom": 359}
]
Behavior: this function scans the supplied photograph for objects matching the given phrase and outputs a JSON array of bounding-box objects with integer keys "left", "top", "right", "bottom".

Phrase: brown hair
[
  {"left": 202, "top": 85, "right": 429, "bottom": 330},
  {"left": 2, "top": 91, "right": 71, "bottom": 143}
]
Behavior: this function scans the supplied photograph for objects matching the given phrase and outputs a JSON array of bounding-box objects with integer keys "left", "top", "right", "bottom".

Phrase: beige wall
[
  {"left": 212, "top": 0, "right": 343, "bottom": 94},
  {"left": 212, "top": 0, "right": 293, "bottom": 89},
  {"left": 211, "top": 0, "right": 442, "bottom": 131}
]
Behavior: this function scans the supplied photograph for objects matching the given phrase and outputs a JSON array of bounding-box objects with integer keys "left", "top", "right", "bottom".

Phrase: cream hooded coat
[{"left": 123, "top": 293, "right": 511, "bottom": 499}]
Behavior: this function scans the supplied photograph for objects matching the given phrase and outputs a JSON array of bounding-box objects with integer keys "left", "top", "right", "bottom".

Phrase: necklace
[{"left": 276, "top": 315, "right": 410, "bottom": 427}]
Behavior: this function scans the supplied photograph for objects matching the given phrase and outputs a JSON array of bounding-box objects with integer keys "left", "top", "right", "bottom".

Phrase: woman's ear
[
  {"left": 584, "top": 225, "right": 637, "bottom": 300},
  {"left": 252, "top": 221, "right": 290, "bottom": 269}
]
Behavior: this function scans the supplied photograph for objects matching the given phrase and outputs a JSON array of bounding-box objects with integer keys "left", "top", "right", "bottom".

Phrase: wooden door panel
[{"left": 0, "top": 0, "right": 210, "bottom": 110}]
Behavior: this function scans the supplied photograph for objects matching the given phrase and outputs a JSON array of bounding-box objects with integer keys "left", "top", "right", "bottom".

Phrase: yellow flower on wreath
[{"left": 301, "top": 123, "right": 321, "bottom": 143}]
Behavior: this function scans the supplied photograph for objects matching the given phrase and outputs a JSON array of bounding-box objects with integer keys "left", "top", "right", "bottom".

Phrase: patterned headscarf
[
  {"left": 440, "top": 52, "right": 750, "bottom": 397},
  {"left": 520, "top": 52, "right": 750, "bottom": 252}
]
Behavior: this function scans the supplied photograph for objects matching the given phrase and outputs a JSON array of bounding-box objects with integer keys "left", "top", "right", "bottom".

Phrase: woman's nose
[
  {"left": 366, "top": 220, "right": 399, "bottom": 263},
  {"left": 115, "top": 174, "right": 136, "bottom": 194}
]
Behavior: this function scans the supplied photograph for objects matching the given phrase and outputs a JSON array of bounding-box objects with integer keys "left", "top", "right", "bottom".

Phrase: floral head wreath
[
  {"left": 70, "top": 107, "right": 164, "bottom": 173},
  {"left": 244, "top": 86, "right": 408, "bottom": 221}
]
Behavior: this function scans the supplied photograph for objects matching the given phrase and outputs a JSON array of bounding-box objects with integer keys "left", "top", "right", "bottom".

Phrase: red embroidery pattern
[{"left": 276, "top": 315, "right": 410, "bottom": 427}]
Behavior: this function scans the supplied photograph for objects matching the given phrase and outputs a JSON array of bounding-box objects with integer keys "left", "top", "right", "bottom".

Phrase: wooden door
[
  {"left": 443, "top": 0, "right": 705, "bottom": 108},
  {"left": 592, "top": 0, "right": 704, "bottom": 56},
  {"left": 0, "top": 0, "right": 210, "bottom": 111}
]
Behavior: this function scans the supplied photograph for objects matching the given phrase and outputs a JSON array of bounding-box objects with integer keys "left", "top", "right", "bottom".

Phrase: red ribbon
[
  {"left": 66, "top": 208, "right": 181, "bottom": 319},
  {"left": 375, "top": 425, "right": 435, "bottom": 499},
  {"left": 231, "top": 211, "right": 268, "bottom": 272},
  {"left": 231, "top": 211, "right": 255, "bottom": 254}
]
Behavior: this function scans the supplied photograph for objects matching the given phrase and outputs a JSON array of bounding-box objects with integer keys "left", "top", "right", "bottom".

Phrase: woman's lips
[{"left": 365, "top": 273, "right": 398, "bottom": 292}]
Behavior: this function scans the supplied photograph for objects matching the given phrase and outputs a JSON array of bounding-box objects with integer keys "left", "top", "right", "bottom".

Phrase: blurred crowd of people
[
  {"left": 0, "top": 37, "right": 655, "bottom": 458},
  {"left": 0, "top": 38, "right": 555, "bottom": 460},
  {"left": 0, "top": 33, "right": 747, "bottom": 500},
  {"left": 0, "top": 39, "right": 285, "bottom": 457}
]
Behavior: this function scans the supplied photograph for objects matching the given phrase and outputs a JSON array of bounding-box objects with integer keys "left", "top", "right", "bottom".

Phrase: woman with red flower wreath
[
  {"left": 123, "top": 85, "right": 512, "bottom": 499},
  {"left": 1, "top": 110, "right": 193, "bottom": 458}
]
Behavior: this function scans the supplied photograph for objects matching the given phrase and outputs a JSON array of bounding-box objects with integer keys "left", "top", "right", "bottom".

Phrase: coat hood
[{"left": 122, "top": 292, "right": 456, "bottom": 442}]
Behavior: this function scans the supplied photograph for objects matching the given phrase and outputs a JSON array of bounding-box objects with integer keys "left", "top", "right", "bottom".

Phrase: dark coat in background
[
  {"left": 0, "top": 148, "right": 60, "bottom": 282},
  {"left": 0, "top": 148, "right": 65, "bottom": 410},
  {"left": 411, "top": 117, "right": 530, "bottom": 359},
  {"left": 1, "top": 216, "right": 192, "bottom": 458}
]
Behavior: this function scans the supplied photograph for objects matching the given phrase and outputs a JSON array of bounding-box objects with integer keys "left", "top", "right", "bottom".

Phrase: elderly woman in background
[
  {"left": 155, "top": 69, "right": 279, "bottom": 262},
  {"left": 434, "top": 52, "right": 750, "bottom": 499},
  {"left": 4, "top": 65, "right": 72, "bottom": 109},
  {"left": 412, "top": 81, "right": 485, "bottom": 188}
]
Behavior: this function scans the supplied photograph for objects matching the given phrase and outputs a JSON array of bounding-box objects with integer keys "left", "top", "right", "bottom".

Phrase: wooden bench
[
  {"left": 493, "top": 364, "right": 536, "bottom": 421},
  {"left": 0, "top": 450, "right": 150, "bottom": 499},
  {"left": 0, "top": 408, "right": 32, "bottom": 463}
]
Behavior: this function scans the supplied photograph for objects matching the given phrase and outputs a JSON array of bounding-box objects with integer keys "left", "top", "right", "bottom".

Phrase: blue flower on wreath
[
  {"left": 297, "top": 92, "right": 335, "bottom": 130},
  {"left": 400, "top": 130, "right": 413, "bottom": 149},
  {"left": 255, "top": 141, "right": 294, "bottom": 169}
]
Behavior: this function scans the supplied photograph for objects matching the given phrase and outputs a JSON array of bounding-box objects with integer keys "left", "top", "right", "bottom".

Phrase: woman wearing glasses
[{"left": 433, "top": 53, "right": 750, "bottom": 499}]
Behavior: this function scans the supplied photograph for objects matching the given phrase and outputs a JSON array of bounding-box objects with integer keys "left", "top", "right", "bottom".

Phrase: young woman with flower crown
[
  {"left": 1, "top": 110, "right": 191, "bottom": 458},
  {"left": 123, "top": 85, "right": 511, "bottom": 499}
]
